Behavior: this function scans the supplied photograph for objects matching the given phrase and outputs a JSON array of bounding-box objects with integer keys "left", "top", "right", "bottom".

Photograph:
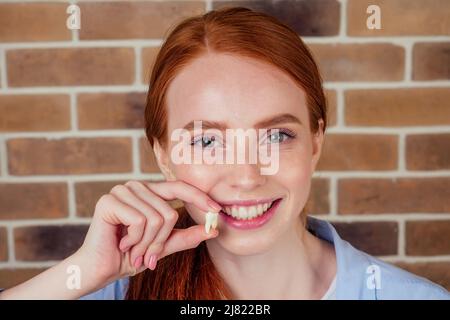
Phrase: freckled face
[{"left": 162, "top": 53, "right": 320, "bottom": 256}]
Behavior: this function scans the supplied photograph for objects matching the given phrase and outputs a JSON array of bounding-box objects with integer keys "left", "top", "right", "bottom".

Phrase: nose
[{"left": 225, "top": 163, "right": 267, "bottom": 191}]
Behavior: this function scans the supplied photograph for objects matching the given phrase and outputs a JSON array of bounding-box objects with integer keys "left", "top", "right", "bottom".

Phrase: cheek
[
  {"left": 169, "top": 163, "right": 219, "bottom": 224},
  {"left": 279, "top": 144, "right": 313, "bottom": 181},
  {"left": 170, "top": 163, "right": 217, "bottom": 191},
  {"left": 278, "top": 148, "right": 313, "bottom": 211}
]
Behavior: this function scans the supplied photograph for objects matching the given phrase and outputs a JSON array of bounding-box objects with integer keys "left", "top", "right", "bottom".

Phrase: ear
[
  {"left": 153, "top": 139, "right": 176, "bottom": 181},
  {"left": 311, "top": 119, "right": 325, "bottom": 173}
]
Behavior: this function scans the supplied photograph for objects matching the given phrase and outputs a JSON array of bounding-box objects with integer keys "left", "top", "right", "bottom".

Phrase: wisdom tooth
[{"left": 205, "top": 211, "right": 218, "bottom": 234}]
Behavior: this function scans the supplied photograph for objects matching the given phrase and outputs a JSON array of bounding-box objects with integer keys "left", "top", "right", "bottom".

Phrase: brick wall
[{"left": 0, "top": 0, "right": 449, "bottom": 291}]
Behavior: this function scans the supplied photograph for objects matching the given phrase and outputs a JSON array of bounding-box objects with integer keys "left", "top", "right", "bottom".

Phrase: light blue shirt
[{"left": 79, "top": 216, "right": 450, "bottom": 300}]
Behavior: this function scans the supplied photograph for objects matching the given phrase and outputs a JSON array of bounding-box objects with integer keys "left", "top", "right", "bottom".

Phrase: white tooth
[
  {"left": 231, "top": 206, "right": 239, "bottom": 218},
  {"left": 239, "top": 206, "right": 248, "bottom": 219},
  {"left": 212, "top": 213, "right": 218, "bottom": 229},
  {"left": 248, "top": 205, "right": 257, "bottom": 219},
  {"left": 262, "top": 203, "right": 268, "bottom": 211},
  {"left": 257, "top": 204, "right": 263, "bottom": 215},
  {"left": 205, "top": 212, "right": 218, "bottom": 234},
  {"left": 225, "top": 207, "right": 232, "bottom": 215}
]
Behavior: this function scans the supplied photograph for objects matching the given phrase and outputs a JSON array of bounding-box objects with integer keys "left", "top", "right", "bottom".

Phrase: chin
[{"left": 213, "top": 229, "right": 280, "bottom": 256}]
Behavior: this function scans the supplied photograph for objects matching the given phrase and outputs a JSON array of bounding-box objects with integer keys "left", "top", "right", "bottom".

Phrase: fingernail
[
  {"left": 148, "top": 254, "right": 158, "bottom": 270},
  {"left": 207, "top": 199, "right": 222, "bottom": 212},
  {"left": 134, "top": 256, "right": 143, "bottom": 269}
]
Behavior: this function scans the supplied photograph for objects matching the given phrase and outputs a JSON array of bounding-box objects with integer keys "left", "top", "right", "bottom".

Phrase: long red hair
[{"left": 126, "top": 6, "right": 328, "bottom": 300}]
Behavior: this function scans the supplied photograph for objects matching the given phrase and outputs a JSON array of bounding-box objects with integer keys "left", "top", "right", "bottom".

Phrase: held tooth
[
  {"left": 205, "top": 211, "right": 218, "bottom": 234},
  {"left": 212, "top": 214, "right": 218, "bottom": 229}
]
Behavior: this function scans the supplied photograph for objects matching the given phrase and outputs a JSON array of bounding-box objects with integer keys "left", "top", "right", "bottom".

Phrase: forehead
[{"left": 165, "top": 53, "right": 308, "bottom": 128}]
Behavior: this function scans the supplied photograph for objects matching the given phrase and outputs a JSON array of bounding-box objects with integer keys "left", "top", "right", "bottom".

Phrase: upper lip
[{"left": 217, "top": 197, "right": 280, "bottom": 207}]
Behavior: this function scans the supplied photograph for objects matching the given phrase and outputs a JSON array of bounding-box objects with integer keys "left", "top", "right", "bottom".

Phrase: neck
[{"left": 206, "top": 218, "right": 337, "bottom": 299}]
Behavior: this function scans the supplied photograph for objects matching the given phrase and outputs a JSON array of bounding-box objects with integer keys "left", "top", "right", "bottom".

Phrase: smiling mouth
[{"left": 219, "top": 198, "right": 280, "bottom": 220}]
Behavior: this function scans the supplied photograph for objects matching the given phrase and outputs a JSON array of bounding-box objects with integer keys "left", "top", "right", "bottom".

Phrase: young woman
[{"left": 1, "top": 7, "right": 448, "bottom": 300}]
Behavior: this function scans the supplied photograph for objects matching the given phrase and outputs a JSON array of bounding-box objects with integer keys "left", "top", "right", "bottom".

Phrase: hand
[{"left": 78, "top": 180, "right": 222, "bottom": 289}]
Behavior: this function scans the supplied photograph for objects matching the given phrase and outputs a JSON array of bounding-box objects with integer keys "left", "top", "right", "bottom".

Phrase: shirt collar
[{"left": 306, "top": 216, "right": 377, "bottom": 300}]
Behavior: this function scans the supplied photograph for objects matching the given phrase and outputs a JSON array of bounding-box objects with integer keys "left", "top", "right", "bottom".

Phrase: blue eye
[
  {"left": 267, "top": 129, "right": 296, "bottom": 144},
  {"left": 191, "top": 135, "right": 217, "bottom": 148}
]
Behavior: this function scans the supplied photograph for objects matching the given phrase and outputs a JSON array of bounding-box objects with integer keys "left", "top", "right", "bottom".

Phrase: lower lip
[{"left": 218, "top": 198, "right": 282, "bottom": 230}]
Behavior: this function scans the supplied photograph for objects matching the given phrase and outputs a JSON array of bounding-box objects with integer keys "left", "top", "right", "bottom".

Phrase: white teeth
[
  {"left": 223, "top": 201, "right": 274, "bottom": 220},
  {"left": 205, "top": 211, "right": 218, "bottom": 234},
  {"left": 239, "top": 207, "right": 248, "bottom": 220},
  {"left": 231, "top": 207, "right": 239, "bottom": 218},
  {"left": 257, "top": 204, "right": 263, "bottom": 215},
  {"left": 248, "top": 206, "right": 257, "bottom": 218}
]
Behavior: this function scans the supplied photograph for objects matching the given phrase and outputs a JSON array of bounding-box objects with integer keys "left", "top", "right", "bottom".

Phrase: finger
[
  {"left": 145, "top": 180, "right": 222, "bottom": 213},
  {"left": 158, "top": 225, "right": 219, "bottom": 259},
  {"left": 124, "top": 181, "right": 180, "bottom": 267},
  {"left": 97, "top": 194, "right": 146, "bottom": 252},
  {"left": 110, "top": 185, "right": 163, "bottom": 265},
  {"left": 123, "top": 225, "right": 216, "bottom": 276}
]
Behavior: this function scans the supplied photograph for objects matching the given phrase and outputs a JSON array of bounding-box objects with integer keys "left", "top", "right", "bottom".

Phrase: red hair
[{"left": 126, "top": 6, "right": 328, "bottom": 300}]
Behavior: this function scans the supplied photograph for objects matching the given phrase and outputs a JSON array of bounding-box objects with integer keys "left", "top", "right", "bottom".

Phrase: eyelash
[
  {"left": 268, "top": 128, "right": 297, "bottom": 143},
  {"left": 190, "top": 128, "right": 297, "bottom": 147}
]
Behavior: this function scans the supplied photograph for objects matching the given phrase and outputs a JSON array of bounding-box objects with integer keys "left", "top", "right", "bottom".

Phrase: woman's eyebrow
[
  {"left": 181, "top": 113, "right": 302, "bottom": 131},
  {"left": 254, "top": 113, "right": 303, "bottom": 128},
  {"left": 182, "top": 120, "right": 227, "bottom": 131}
]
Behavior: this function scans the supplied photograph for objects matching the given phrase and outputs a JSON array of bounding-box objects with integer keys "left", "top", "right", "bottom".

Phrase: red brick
[
  {"left": 338, "top": 178, "right": 450, "bottom": 214},
  {"left": 306, "top": 178, "right": 330, "bottom": 215},
  {"left": 7, "top": 48, "right": 135, "bottom": 87},
  {"left": 406, "top": 134, "right": 450, "bottom": 170},
  {"left": 213, "top": 0, "right": 340, "bottom": 36},
  {"left": 139, "top": 137, "right": 162, "bottom": 174},
  {"left": 0, "top": 227, "right": 7, "bottom": 261},
  {"left": 79, "top": 1, "right": 205, "bottom": 40},
  {"left": 325, "top": 90, "right": 337, "bottom": 127},
  {"left": 348, "top": 0, "right": 450, "bottom": 36},
  {"left": 309, "top": 43, "right": 404, "bottom": 81},
  {"left": 77, "top": 92, "right": 146, "bottom": 130},
  {"left": 332, "top": 221, "right": 398, "bottom": 256},
  {"left": 395, "top": 262, "right": 450, "bottom": 291},
  {"left": 406, "top": 220, "right": 450, "bottom": 256},
  {"left": 0, "top": 3, "right": 71, "bottom": 42},
  {"left": 0, "top": 94, "right": 70, "bottom": 132},
  {"left": 0, "top": 183, "right": 68, "bottom": 220},
  {"left": 316, "top": 134, "right": 398, "bottom": 171},
  {"left": 413, "top": 42, "right": 450, "bottom": 80},
  {"left": 14, "top": 225, "right": 89, "bottom": 261},
  {"left": 7, "top": 138, "right": 132, "bottom": 175},
  {"left": 345, "top": 88, "right": 450, "bottom": 126}
]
